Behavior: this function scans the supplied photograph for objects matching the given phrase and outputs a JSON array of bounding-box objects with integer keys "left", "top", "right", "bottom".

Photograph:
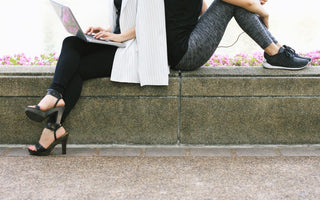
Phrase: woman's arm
[
  {"left": 94, "top": 27, "right": 136, "bottom": 43},
  {"left": 221, "top": 0, "right": 268, "bottom": 17},
  {"left": 222, "top": 0, "right": 269, "bottom": 28},
  {"left": 200, "top": 0, "right": 208, "bottom": 15}
]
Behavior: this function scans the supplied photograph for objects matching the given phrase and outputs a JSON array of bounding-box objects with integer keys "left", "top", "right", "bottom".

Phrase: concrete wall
[{"left": 1, "top": 65, "right": 320, "bottom": 145}]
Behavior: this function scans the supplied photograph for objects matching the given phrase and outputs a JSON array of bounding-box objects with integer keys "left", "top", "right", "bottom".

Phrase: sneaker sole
[{"left": 262, "top": 62, "right": 308, "bottom": 71}]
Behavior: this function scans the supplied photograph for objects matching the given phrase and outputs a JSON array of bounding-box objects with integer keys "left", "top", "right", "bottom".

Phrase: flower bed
[
  {"left": 0, "top": 53, "right": 58, "bottom": 66},
  {"left": 206, "top": 51, "right": 320, "bottom": 67},
  {"left": 1, "top": 51, "right": 320, "bottom": 66}
]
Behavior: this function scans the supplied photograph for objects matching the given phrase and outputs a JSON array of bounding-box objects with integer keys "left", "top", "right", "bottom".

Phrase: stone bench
[{"left": 1, "top": 65, "right": 320, "bottom": 145}]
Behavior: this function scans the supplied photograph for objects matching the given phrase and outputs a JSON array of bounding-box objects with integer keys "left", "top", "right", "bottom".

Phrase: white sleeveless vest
[{"left": 107, "top": 0, "right": 169, "bottom": 86}]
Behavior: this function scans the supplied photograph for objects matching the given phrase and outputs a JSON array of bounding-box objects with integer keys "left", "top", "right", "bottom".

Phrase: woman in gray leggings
[{"left": 164, "top": 0, "right": 310, "bottom": 71}]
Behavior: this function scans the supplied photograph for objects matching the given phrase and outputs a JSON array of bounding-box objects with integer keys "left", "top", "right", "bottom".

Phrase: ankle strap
[
  {"left": 46, "top": 123, "right": 62, "bottom": 131},
  {"left": 47, "top": 89, "right": 63, "bottom": 108},
  {"left": 45, "top": 123, "right": 62, "bottom": 141},
  {"left": 47, "top": 89, "right": 62, "bottom": 100}
]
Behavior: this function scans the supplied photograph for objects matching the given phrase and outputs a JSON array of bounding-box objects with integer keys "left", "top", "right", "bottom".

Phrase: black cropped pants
[{"left": 49, "top": 36, "right": 117, "bottom": 123}]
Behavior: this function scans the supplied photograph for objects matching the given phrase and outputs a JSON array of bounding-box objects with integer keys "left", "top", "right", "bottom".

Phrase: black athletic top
[
  {"left": 164, "top": 0, "right": 202, "bottom": 66},
  {"left": 114, "top": 0, "right": 122, "bottom": 34}
]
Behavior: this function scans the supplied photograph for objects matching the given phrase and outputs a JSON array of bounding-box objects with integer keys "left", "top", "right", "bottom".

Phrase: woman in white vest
[{"left": 25, "top": 0, "right": 168, "bottom": 156}]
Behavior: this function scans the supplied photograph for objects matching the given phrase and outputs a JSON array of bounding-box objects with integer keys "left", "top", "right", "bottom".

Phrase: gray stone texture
[
  {"left": 233, "top": 148, "right": 278, "bottom": 157},
  {"left": 61, "top": 148, "right": 97, "bottom": 156},
  {"left": 1, "top": 155, "right": 320, "bottom": 200},
  {"left": 66, "top": 98, "right": 179, "bottom": 144},
  {"left": 145, "top": 147, "right": 186, "bottom": 157},
  {"left": 0, "top": 148, "right": 7, "bottom": 156},
  {"left": 0, "top": 66, "right": 180, "bottom": 144},
  {"left": 1, "top": 65, "right": 320, "bottom": 145},
  {"left": 2, "top": 145, "right": 320, "bottom": 157},
  {"left": 180, "top": 97, "right": 320, "bottom": 144},
  {"left": 99, "top": 148, "right": 142, "bottom": 157},
  {"left": 182, "top": 77, "right": 320, "bottom": 97},
  {"left": 0, "top": 97, "right": 179, "bottom": 144},
  {"left": 279, "top": 147, "right": 320, "bottom": 156},
  {"left": 181, "top": 65, "right": 320, "bottom": 77},
  {"left": 179, "top": 66, "right": 320, "bottom": 145},
  {"left": 5, "top": 148, "right": 29, "bottom": 157},
  {"left": 189, "top": 148, "right": 232, "bottom": 157}
]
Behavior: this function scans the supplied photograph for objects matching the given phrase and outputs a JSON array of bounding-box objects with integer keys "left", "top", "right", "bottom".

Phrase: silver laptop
[{"left": 49, "top": 0, "right": 126, "bottom": 48}]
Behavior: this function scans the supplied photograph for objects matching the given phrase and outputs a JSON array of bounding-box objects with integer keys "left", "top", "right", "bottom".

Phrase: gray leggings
[{"left": 173, "top": 0, "right": 278, "bottom": 71}]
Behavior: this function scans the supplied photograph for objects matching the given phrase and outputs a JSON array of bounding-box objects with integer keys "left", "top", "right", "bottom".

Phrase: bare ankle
[
  {"left": 37, "top": 94, "right": 65, "bottom": 110},
  {"left": 264, "top": 43, "right": 280, "bottom": 56}
]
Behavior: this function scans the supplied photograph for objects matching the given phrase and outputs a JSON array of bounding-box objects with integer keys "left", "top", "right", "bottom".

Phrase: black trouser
[{"left": 49, "top": 36, "right": 117, "bottom": 123}]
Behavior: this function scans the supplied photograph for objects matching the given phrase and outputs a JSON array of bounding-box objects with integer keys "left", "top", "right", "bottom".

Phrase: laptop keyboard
[
  {"left": 86, "top": 34, "right": 110, "bottom": 42},
  {"left": 86, "top": 34, "right": 99, "bottom": 40}
]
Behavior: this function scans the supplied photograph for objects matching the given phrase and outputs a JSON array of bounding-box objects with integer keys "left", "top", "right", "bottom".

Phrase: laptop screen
[{"left": 50, "top": 0, "right": 86, "bottom": 40}]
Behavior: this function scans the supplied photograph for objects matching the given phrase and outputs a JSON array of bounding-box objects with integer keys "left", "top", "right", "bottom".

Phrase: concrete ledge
[
  {"left": 1, "top": 145, "right": 320, "bottom": 157},
  {"left": 1, "top": 65, "right": 320, "bottom": 145}
]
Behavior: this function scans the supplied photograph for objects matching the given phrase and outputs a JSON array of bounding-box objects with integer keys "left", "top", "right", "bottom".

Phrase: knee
[
  {"left": 174, "top": 54, "right": 210, "bottom": 71},
  {"left": 62, "top": 36, "right": 82, "bottom": 47},
  {"left": 234, "top": 4, "right": 257, "bottom": 18}
]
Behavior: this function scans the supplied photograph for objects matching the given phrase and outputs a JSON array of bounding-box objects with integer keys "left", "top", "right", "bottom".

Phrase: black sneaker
[
  {"left": 283, "top": 45, "right": 312, "bottom": 63},
  {"left": 262, "top": 47, "right": 309, "bottom": 70}
]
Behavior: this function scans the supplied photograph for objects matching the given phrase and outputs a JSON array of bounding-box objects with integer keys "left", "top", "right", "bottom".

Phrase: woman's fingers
[
  {"left": 94, "top": 31, "right": 110, "bottom": 40},
  {"left": 86, "top": 27, "right": 98, "bottom": 35},
  {"left": 93, "top": 31, "right": 123, "bottom": 42},
  {"left": 85, "top": 27, "right": 93, "bottom": 35},
  {"left": 94, "top": 31, "right": 103, "bottom": 39},
  {"left": 86, "top": 27, "right": 105, "bottom": 35}
]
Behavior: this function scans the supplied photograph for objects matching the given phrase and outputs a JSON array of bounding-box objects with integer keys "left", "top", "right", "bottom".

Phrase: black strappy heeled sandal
[
  {"left": 25, "top": 89, "right": 65, "bottom": 123},
  {"left": 28, "top": 123, "right": 69, "bottom": 156}
]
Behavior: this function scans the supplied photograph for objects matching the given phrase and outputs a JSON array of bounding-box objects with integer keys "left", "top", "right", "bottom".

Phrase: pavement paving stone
[
  {"left": 279, "top": 147, "right": 320, "bottom": 157},
  {"left": 189, "top": 148, "right": 232, "bottom": 157},
  {"left": 1, "top": 156, "right": 319, "bottom": 200},
  {"left": 99, "top": 148, "right": 142, "bottom": 157},
  {"left": 145, "top": 147, "right": 186, "bottom": 157},
  {"left": 5, "top": 148, "right": 29, "bottom": 157},
  {"left": 0, "top": 147, "right": 7, "bottom": 156},
  {"left": 233, "top": 148, "right": 279, "bottom": 157},
  {"left": 1, "top": 146, "right": 320, "bottom": 158},
  {"left": 52, "top": 147, "right": 97, "bottom": 157}
]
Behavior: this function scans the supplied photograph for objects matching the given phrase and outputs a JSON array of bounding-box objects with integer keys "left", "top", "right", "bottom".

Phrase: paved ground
[{"left": 1, "top": 145, "right": 320, "bottom": 200}]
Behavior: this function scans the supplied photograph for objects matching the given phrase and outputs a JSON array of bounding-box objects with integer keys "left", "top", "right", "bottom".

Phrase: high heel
[
  {"left": 28, "top": 123, "right": 69, "bottom": 156},
  {"left": 25, "top": 89, "right": 65, "bottom": 123}
]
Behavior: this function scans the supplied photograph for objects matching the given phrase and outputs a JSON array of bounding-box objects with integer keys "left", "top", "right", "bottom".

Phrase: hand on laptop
[
  {"left": 93, "top": 31, "right": 125, "bottom": 43},
  {"left": 85, "top": 27, "right": 110, "bottom": 35},
  {"left": 85, "top": 26, "right": 135, "bottom": 43},
  {"left": 85, "top": 26, "right": 123, "bottom": 43}
]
